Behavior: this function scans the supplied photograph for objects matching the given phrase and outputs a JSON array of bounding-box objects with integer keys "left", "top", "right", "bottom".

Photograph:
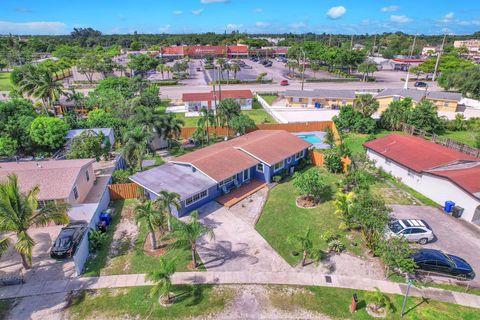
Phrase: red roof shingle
[
  {"left": 428, "top": 166, "right": 480, "bottom": 196},
  {"left": 182, "top": 90, "right": 253, "bottom": 102}
]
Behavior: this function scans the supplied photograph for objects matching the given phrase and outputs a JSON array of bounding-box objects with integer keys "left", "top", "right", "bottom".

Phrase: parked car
[
  {"left": 412, "top": 249, "right": 475, "bottom": 280},
  {"left": 385, "top": 219, "right": 434, "bottom": 244},
  {"left": 264, "top": 61, "right": 273, "bottom": 67},
  {"left": 243, "top": 64, "right": 252, "bottom": 69},
  {"left": 50, "top": 221, "right": 88, "bottom": 259},
  {"left": 196, "top": 67, "right": 202, "bottom": 72},
  {"left": 414, "top": 81, "right": 428, "bottom": 88},
  {"left": 280, "top": 80, "right": 289, "bottom": 86}
]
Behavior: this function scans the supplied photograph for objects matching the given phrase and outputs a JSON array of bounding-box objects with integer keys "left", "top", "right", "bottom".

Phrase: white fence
[{"left": 255, "top": 93, "right": 288, "bottom": 123}]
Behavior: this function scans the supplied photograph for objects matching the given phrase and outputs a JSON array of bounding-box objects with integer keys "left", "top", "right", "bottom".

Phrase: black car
[
  {"left": 50, "top": 221, "right": 88, "bottom": 259},
  {"left": 414, "top": 81, "right": 428, "bottom": 88},
  {"left": 412, "top": 249, "right": 475, "bottom": 280}
]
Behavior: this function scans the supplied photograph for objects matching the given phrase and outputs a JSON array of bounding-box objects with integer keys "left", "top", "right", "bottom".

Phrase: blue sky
[{"left": 1, "top": 0, "right": 479, "bottom": 35}]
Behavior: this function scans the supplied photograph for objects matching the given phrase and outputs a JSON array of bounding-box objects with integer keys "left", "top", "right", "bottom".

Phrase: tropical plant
[
  {"left": 122, "top": 127, "right": 151, "bottom": 170},
  {"left": 217, "top": 98, "right": 241, "bottom": 133},
  {"left": 156, "top": 191, "right": 181, "bottom": 232},
  {"left": 159, "top": 114, "right": 184, "bottom": 149},
  {"left": 197, "top": 107, "right": 216, "bottom": 145},
  {"left": 146, "top": 256, "right": 177, "bottom": 304},
  {"left": 324, "top": 127, "right": 335, "bottom": 147},
  {"left": 230, "top": 63, "right": 241, "bottom": 79},
  {"left": 334, "top": 190, "right": 356, "bottom": 228},
  {"left": 366, "top": 287, "right": 394, "bottom": 313},
  {"left": 156, "top": 63, "right": 166, "bottom": 79},
  {"left": 67, "top": 131, "right": 105, "bottom": 161},
  {"left": 327, "top": 240, "right": 345, "bottom": 253},
  {"left": 135, "top": 200, "right": 164, "bottom": 250},
  {"left": 29, "top": 117, "right": 69, "bottom": 151},
  {"left": 293, "top": 169, "right": 331, "bottom": 203},
  {"left": 88, "top": 230, "right": 108, "bottom": 251},
  {"left": 323, "top": 148, "right": 344, "bottom": 174},
  {"left": 379, "top": 98, "right": 413, "bottom": 131},
  {"left": 377, "top": 237, "right": 416, "bottom": 275},
  {"left": 172, "top": 211, "right": 213, "bottom": 269},
  {"left": 0, "top": 174, "right": 69, "bottom": 269},
  {"left": 407, "top": 100, "right": 445, "bottom": 134},
  {"left": 287, "top": 228, "right": 323, "bottom": 267},
  {"left": 354, "top": 94, "right": 379, "bottom": 118},
  {"left": 229, "top": 113, "right": 256, "bottom": 135},
  {"left": 357, "top": 60, "right": 378, "bottom": 81}
]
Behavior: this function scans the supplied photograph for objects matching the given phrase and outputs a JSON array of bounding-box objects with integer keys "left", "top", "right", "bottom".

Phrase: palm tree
[
  {"left": 216, "top": 58, "right": 226, "bottom": 80},
  {"left": 122, "top": 127, "right": 151, "bottom": 170},
  {"left": 230, "top": 63, "right": 241, "bottom": 79},
  {"left": 287, "top": 228, "right": 322, "bottom": 267},
  {"left": 286, "top": 61, "right": 298, "bottom": 77},
  {"left": 159, "top": 114, "right": 184, "bottom": 149},
  {"left": 224, "top": 64, "right": 231, "bottom": 84},
  {"left": 135, "top": 200, "right": 164, "bottom": 250},
  {"left": 172, "top": 211, "right": 213, "bottom": 269},
  {"left": 156, "top": 63, "right": 166, "bottom": 80},
  {"left": 198, "top": 107, "right": 215, "bottom": 145},
  {"left": 0, "top": 174, "right": 69, "bottom": 269},
  {"left": 147, "top": 256, "right": 177, "bottom": 304},
  {"left": 156, "top": 191, "right": 181, "bottom": 232},
  {"left": 217, "top": 98, "right": 241, "bottom": 135},
  {"left": 164, "top": 66, "right": 172, "bottom": 79},
  {"left": 18, "top": 66, "right": 64, "bottom": 116}
]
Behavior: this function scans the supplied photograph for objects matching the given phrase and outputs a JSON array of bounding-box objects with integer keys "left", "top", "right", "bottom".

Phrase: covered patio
[{"left": 216, "top": 179, "right": 267, "bottom": 208}]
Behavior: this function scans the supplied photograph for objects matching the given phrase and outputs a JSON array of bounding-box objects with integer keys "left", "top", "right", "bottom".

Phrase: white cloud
[
  {"left": 226, "top": 23, "right": 242, "bottom": 30},
  {"left": 158, "top": 24, "right": 171, "bottom": 33},
  {"left": 289, "top": 22, "right": 307, "bottom": 29},
  {"left": 381, "top": 5, "right": 400, "bottom": 12},
  {"left": 326, "top": 6, "right": 346, "bottom": 20},
  {"left": 255, "top": 21, "right": 270, "bottom": 28},
  {"left": 201, "top": 0, "right": 228, "bottom": 3},
  {"left": 172, "top": 10, "right": 183, "bottom": 16},
  {"left": 390, "top": 15, "right": 413, "bottom": 23},
  {"left": 0, "top": 20, "right": 66, "bottom": 35},
  {"left": 444, "top": 12, "right": 455, "bottom": 20},
  {"left": 191, "top": 9, "right": 204, "bottom": 16},
  {"left": 253, "top": 8, "right": 263, "bottom": 13}
]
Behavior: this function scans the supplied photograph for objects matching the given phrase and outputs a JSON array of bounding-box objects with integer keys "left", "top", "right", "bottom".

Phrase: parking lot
[{"left": 390, "top": 205, "right": 480, "bottom": 286}]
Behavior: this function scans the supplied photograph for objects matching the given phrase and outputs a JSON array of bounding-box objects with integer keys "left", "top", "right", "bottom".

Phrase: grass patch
[
  {"left": 0, "top": 72, "right": 12, "bottom": 91},
  {"left": 371, "top": 180, "right": 416, "bottom": 205},
  {"left": 259, "top": 94, "right": 278, "bottom": 106},
  {"left": 142, "top": 153, "right": 165, "bottom": 170},
  {"left": 176, "top": 108, "right": 276, "bottom": 128},
  {"left": 268, "top": 285, "right": 480, "bottom": 320},
  {"left": 256, "top": 167, "right": 365, "bottom": 266},
  {"left": 0, "top": 299, "right": 14, "bottom": 318},
  {"left": 383, "top": 174, "right": 439, "bottom": 207},
  {"left": 84, "top": 199, "right": 203, "bottom": 276},
  {"left": 68, "top": 285, "right": 232, "bottom": 319},
  {"left": 440, "top": 131, "right": 478, "bottom": 148}
]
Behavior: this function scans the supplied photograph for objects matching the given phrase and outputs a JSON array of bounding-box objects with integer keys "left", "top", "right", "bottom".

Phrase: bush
[
  {"left": 272, "top": 175, "right": 282, "bottom": 183},
  {"left": 89, "top": 230, "right": 108, "bottom": 251},
  {"left": 323, "top": 149, "right": 343, "bottom": 174},
  {"left": 333, "top": 105, "right": 376, "bottom": 134},
  {"left": 112, "top": 169, "right": 132, "bottom": 184},
  {"left": 327, "top": 240, "right": 345, "bottom": 253}
]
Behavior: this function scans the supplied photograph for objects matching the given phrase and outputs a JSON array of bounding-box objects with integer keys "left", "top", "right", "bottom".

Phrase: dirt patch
[
  {"left": 143, "top": 232, "right": 175, "bottom": 257},
  {"left": 296, "top": 196, "right": 320, "bottom": 209}
]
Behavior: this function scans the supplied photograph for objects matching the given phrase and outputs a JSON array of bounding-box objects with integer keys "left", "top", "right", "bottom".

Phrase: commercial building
[{"left": 182, "top": 90, "right": 253, "bottom": 112}]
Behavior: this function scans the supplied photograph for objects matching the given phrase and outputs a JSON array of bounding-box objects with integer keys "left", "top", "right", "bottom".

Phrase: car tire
[{"left": 418, "top": 238, "right": 429, "bottom": 245}]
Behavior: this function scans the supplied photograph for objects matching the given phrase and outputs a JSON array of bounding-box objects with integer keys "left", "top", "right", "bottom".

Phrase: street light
[
  {"left": 401, "top": 275, "right": 414, "bottom": 317},
  {"left": 300, "top": 48, "right": 306, "bottom": 91}
]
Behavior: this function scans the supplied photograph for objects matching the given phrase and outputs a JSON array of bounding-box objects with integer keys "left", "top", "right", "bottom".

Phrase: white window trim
[
  {"left": 243, "top": 168, "right": 250, "bottom": 181},
  {"left": 295, "top": 150, "right": 304, "bottom": 160},
  {"left": 219, "top": 175, "right": 237, "bottom": 187},
  {"left": 273, "top": 160, "right": 285, "bottom": 172},
  {"left": 73, "top": 186, "right": 79, "bottom": 200},
  {"left": 256, "top": 163, "right": 264, "bottom": 173},
  {"left": 287, "top": 156, "right": 293, "bottom": 164},
  {"left": 185, "top": 189, "right": 209, "bottom": 207}
]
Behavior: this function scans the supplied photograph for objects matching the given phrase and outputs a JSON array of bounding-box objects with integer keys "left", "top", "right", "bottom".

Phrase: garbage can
[
  {"left": 444, "top": 201, "right": 455, "bottom": 213},
  {"left": 452, "top": 206, "right": 464, "bottom": 218},
  {"left": 100, "top": 212, "right": 111, "bottom": 226}
]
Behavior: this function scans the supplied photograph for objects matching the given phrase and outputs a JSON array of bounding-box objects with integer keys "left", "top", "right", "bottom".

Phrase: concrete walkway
[{"left": 1, "top": 271, "right": 479, "bottom": 309}]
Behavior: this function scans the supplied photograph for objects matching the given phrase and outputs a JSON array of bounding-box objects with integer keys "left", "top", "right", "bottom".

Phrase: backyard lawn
[
  {"left": 258, "top": 94, "right": 278, "bottom": 106},
  {"left": 256, "top": 167, "right": 365, "bottom": 265},
  {"left": 269, "top": 285, "right": 480, "bottom": 320},
  {"left": 441, "top": 130, "right": 478, "bottom": 148},
  {"left": 84, "top": 200, "right": 203, "bottom": 276},
  {"left": 68, "top": 285, "right": 232, "bottom": 320},
  {"left": 0, "top": 72, "right": 11, "bottom": 91}
]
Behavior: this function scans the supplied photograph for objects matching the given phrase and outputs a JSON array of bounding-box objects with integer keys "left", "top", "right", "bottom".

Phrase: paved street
[{"left": 390, "top": 205, "right": 480, "bottom": 286}]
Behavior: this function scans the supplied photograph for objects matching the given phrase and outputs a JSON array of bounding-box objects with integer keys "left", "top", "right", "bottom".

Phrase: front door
[{"left": 243, "top": 169, "right": 250, "bottom": 182}]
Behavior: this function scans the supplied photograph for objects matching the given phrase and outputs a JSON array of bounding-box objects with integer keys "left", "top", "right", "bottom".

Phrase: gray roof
[
  {"left": 129, "top": 163, "right": 216, "bottom": 200},
  {"left": 376, "top": 88, "right": 425, "bottom": 102},
  {"left": 66, "top": 128, "right": 113, "bottom": 140},
  {"left": 284, "top": 89, "right": 356, "bottom": 99},
  {"left": 427, "top": 91, "right": 462, "bottom": 102}
]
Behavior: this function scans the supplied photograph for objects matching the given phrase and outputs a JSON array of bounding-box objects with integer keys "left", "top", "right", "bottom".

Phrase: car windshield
[
  {"left": 54, "top": 236, "right": 72, "bottom": 249},
  {"left": 443, "top": 253, "right": 456, "bottom": 267},
  {"left": 388, "top": 221, "right": 404, "bottom": 233}
]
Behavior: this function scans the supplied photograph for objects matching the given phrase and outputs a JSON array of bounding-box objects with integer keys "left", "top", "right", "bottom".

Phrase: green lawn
[
  {"left": 68, "top": 285, "right": 232, "bottom": 320},
  {"left": 259, "top": 94, "right": 278, "bottom": 106},
  {"left": 441, "top": 130, "right": 478, "bottom": 148},
  {"left": 269, "top": 285, "right": 480, "bottom": 320},
  {"left": 0, "top": 72, "right": 12, "bottom": 91},
  {"left": 371, "top": 180, "right": 416, "bottom": 205},
  {"left": 84, "top": 200, "right": 203, "bottom": 276},
  {"left": 175, "top": 106, "right": 276, "bottom": 127},
  {"left": 256, "top": 167, "right": 365, "bottom": 265}
]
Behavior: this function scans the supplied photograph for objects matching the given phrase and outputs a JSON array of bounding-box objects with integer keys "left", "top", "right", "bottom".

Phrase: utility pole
[
  {"left": 301, "top": 48, "right": 306, "bottom": 91},
  {"left": 432, "top": 33, "right": 447, "bottom": 82},
  {"left": 350, "top": 34, "right": 354, "bottom": 49},
  {"left": 401, "top": 278, "right": 414, "bottom": 317},
  {"left": 328, "top": 34, "right": 332, "bottom": 46},
  {"left": 372, "top": 34, "right": 377, "bottom": 57},
  {"left": 410, "top": 33, "right": 417, "bottom": 58}
]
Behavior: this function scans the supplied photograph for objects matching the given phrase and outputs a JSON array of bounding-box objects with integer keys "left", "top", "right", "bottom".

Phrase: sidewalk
[{"left": 1, "top": 271, "right": 479, "bottom": 309}]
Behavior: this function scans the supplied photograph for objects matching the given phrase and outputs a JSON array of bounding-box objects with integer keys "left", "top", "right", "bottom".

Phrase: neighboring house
[
  {"left": 0, "top": 159, "right": 96, "bottom": 206},
  {"left": 130, "top": 130, "right": 311, "bottom": 216},
  {"left": 53, "top": 94, "right": 88, "bottom": 116},
  {"left": 364, "top": 134, "right": 480, "bottom": 225},
  {"left": 422, "top": 46, "right": 439, "bottom": 56},
  {"left": 376, "top": 88, "right": 462, "bottom": 112},
  {"left": 284, "top": 89, "right": 356, "bottom": 108},
  {"left": 66, "top": 128, "right": 115, "bottom": 148},
  {"left": 182, "top": 90, "right": 253, "bottom": 112},
  {"left": 454, "top": 39, "right": 480, "bottom": 59}
]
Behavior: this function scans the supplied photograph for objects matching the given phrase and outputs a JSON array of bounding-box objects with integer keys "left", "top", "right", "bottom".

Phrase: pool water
[{"left": 298, "top": 134, "right": 322, "bottom": 144}]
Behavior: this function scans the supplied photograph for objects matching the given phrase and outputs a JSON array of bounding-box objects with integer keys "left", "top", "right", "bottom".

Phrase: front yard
[{"left": 0, "top": 72, "right": 11, "bottom": 91}]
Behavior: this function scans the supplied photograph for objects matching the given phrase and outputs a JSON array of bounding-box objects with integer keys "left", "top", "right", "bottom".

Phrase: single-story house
[
  {"left": 182, "top": 90, "right": 253, "bottom": 112},
  {"left": 364, "top": 134, "right": 480, "bottom": 225},
  {"left": 284, "top": 89, "right": 356, "bottom": 108},
  {"left": 66, "top": 128, "right": 115, "bottom": 148},
  {"left": 376, "top": 88, "right": 462, "bottom": 112},
  {"left": 130, "top": 130, "right": 311, "bottom": 216}
]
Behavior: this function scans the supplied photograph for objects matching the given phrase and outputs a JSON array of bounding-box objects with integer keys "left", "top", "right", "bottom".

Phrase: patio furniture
[
  {"left": 233, "top": 179, "right": 241, "bottom": 189},
  {"left": 222, "top": 185, "right": 231, "bottom": 194}
]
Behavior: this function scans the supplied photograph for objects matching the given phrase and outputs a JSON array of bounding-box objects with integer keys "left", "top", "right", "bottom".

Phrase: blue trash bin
[
  {"left": 444, "top": 201, "right": 455, "bottom": 213},
  {"left": 100, "top": 212, "right": 111, "bottom": 226}
]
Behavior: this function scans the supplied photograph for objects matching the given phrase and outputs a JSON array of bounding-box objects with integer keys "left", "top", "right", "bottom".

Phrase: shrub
[
  {"left": 112, "top": 169, "right": 132, "bottom": 184},
  {"left": 323, "top": 149, "right": 343, "bottom": 174},
  {"left": 327, "top": 240, "right": 345, "bottom": 253},
  {"left": 272, "top": 175, "right": 282, "bottom": 183},
  {"left": 321, "top": 230, "right": 339, "bottom": 243},
  {"left": 89, "top": 230, "right": 108, "bottom": 251}
]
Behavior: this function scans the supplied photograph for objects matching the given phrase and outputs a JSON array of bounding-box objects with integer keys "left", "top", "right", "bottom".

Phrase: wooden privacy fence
[
  {"left": 108, "top": 183, "right": 142, "bottom": 200},
  {"left": 310, "top": 150, "right": 351, "bottom": 173},
  {"left": 180, "top": 121, "right": 340, "bottom": 140}
]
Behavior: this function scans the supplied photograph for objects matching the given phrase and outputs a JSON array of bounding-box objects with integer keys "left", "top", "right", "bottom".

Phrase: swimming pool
[{"left": 297, "top": 134, "right": 322, "bottom": 144}]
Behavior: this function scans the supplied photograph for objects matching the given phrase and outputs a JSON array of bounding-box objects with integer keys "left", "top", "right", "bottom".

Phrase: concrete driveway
[
  {"left": 194, "top": 189, "right": 292, "bottom": 272},
  {"left": 390, "top": 205, "right": 480, "bottom": 286}
]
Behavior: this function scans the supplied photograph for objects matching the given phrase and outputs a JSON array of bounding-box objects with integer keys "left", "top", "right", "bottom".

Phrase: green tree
[
  {"left": 129, "top": 41, "right": 143, "bottom": 51},
  {"left": 172, "top": 211, "right": 214, "bottom": 269},
  {"left": 30, "top": 117, "right": 69, "bottom": 151},
  {"left": 334, "top": 191, "right": 356, "bottom": 229},
  {"left": 230, "top": 114, "right": 256, "bottom": 135},
  {"left": 156, "top": 63, "right": 166, "bottom": 80},
  {"left": 159, "top": 113, "right": 184, "bottom": 149},
  {"left": 67, "top": 131, "right": 105, "bottom": 161},
  {"left": 230, "top": 63, "right": 241, "bottom": 79},
  {"left": 197, "top": 107, "right": 216, "bottom": 145},
  {"left": 439, "top": 66, "right": 480, "bottom": 99},
  {"left": 0, "top": 136, "right": 18, "bottom": 157},
  {"left": 77, "top": 51, "right": 99, "bottom": 83},
  {"left": 217, "top": 98, "right": 241, "bottom": 132},
  {"left": 122, "top": 127, "right": 151, "bottom": 170},
  {"left": 333, "top": 105, "right": 376, "bottom": 134},
  {"left": 86, "top": 109, "right": 121, "bottom": 130},
  {"left": 407, "top": 100, "right": 445, "bottom": 134},
  {"left": 0, "top": 174, "right": 69, "bottom": 269},
  {"left": 287, "top": 228, "right": 323, "bottom": 267},
  {"left": 146, "top": 256, "right": 177, "bottom": 305},
  {"left": 323, "top": 148, "right": 344, "bottom": 174},
  {"left": 357, "top": 61, "right": 378, "bottom": 81},
  {"left": 156, "top": 191, "right": 181, "bottom": 232},
  {"left": 0, "top": 99, "right": 37, "bottom": 154},
  {"left": 293, "top": 169, "right": 331, "bottom": 203},
  {"left": 135, "top": 200, "right": 164, "bottom": 249},
  {"left": 127, "top": 54, "right": 159, "bottom": 78},
  {"left": 354, "top": 94, "right": 379, "bottom": 118},
  {"left": 379, "top": 98, "right": 413, "bottom": 131},
  {"left": 324, "top": 127, "right": 335, "bottom": 147},
  {"left": 377, "top": 237, "right": 416, "bottom": 275}
]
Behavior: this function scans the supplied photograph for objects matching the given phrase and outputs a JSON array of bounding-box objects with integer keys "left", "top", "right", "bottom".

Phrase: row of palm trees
[{"left": 215, "top": 58, "right": 241, "bottom": 82}]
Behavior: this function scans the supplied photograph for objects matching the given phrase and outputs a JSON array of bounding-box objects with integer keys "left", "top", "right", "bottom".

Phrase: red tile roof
[
  {"left": 227, "top": 45, "right": 249, "bottom": 54},
  {"left": 185, "top": 46, "right": 227, "bottom": 56},
  {"left": 172, "top": 130, "right": 311, "bottom": 182},
  {"left": 0, "top": 159, "right": 95, "bottom": 200},
  {"left": 161, "top": 46, "right": 184, "bottom": 55},
  {"left": 428, "top": 165, "right": 480, "bottom": 196},
  {"left": 182, "top": 90, "right": 253, "bottom": 102},
  {"left": 363, "top": 134, "right": 478, "bottom": 173}
]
